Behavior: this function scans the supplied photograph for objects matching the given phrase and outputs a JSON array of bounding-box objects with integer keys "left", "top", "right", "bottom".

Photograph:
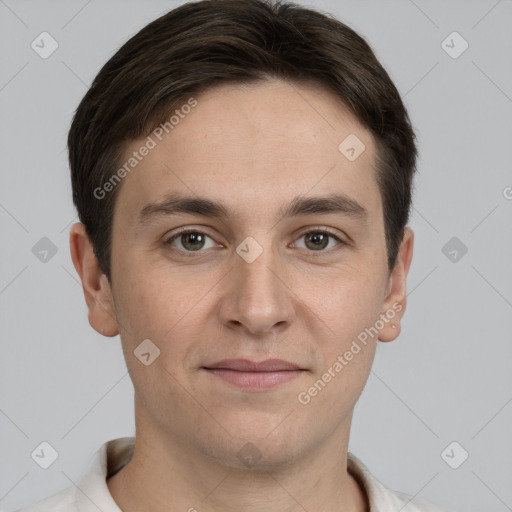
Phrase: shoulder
[
  {"left": 388, "top": 489, "right": 452, "bottom": 511},
  {"left": 9, "top": 437, "right": 133, "bottom": 512},
  {"left": 347, "top": 452, "right": 452, "bottom": 512},
  {"left": 10, "top": 485, "right": 77, "bottom": 512}
]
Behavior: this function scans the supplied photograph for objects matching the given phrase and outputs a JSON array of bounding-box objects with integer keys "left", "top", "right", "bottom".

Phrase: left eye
[
  {"left": 293, "top": 230, "right": 342, "bottom": 251},
  {"left": 165, "top": 229, "right": 342, "bottom": 253}
]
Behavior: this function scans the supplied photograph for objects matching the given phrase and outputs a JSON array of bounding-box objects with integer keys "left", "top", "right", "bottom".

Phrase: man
[{"left": 15, "top": 0, "right": 451, "bottom": 510}]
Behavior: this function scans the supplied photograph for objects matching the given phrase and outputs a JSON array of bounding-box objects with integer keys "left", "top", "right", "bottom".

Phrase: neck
[{"left": 107, "top": 404, "right": 368, "bottom": 512}]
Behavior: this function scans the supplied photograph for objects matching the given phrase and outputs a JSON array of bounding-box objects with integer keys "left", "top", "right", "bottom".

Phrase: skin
[{"left": 70, "top": 78, "right": 414, "bottom": 512}]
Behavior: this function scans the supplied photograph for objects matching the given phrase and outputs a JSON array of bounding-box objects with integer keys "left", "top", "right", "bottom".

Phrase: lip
[
  {"left": 204, "top": 359, "right": 302, "bottom": 372},
  {"left": 202, "top": 359, "right": 305, "bottom": 390}
]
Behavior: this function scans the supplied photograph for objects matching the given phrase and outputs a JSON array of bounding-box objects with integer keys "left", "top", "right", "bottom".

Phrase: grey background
[{"left": 1, "top": 0, "right": 511, "bottom": 511}]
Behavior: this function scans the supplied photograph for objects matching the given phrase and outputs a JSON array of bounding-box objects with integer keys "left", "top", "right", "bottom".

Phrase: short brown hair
[{"left": 68, "top": 0, "right": 417, "bottom": 280}]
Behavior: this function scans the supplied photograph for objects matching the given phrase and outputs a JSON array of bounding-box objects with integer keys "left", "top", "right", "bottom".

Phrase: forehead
[{"left": 113, "top": 78, "right": 380, "bottom": 225}]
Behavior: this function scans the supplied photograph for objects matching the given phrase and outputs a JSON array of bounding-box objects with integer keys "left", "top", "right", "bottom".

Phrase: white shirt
[{"left": 13, "top": 437, "right": 450, "bottom": 512}]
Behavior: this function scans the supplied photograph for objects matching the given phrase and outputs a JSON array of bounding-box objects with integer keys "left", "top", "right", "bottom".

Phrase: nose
[{"left": 217, "top": 244, "right": 296, "bottom": 336}]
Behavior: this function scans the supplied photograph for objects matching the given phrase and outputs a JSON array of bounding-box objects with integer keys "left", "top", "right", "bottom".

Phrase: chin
[{"left": 201, "top": 417, "right": 311, "bottom": 471}]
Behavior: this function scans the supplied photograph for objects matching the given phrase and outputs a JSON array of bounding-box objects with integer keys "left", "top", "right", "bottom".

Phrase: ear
[
  {"left": 69, "top": 223, "right": 119, "bottom": 337},
  {"left": 378, "top": 227, "right": 414, "bottom": 342}
]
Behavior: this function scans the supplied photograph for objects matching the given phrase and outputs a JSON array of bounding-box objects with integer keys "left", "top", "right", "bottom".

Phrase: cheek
[
  {"left": 112, "top": 271, "right": 206, "bottom": 396},
  {"left": 309, "top": 264, "right": 385, "bottom": 337},
  {"left": 301, "top": 265, "right": 385, "bottom": 395},
  {"left": 112, "top": 266, "right": 204, "bottom": 347},
  {"left": 296, "top": 272, "right": 382, "bottom": 412}
]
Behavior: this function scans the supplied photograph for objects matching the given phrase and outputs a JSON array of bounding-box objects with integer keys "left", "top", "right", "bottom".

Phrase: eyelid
[{"left": 295, "top": 225, "right": 344, "bottom": 238}]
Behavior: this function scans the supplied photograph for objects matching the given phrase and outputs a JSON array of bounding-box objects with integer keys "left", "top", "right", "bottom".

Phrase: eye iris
[
  {"left": 305, "top": 232, "right": 329, "bottom": 250},
  {"left": 182, "top": 232, "right": 204, "bottom": 251}
]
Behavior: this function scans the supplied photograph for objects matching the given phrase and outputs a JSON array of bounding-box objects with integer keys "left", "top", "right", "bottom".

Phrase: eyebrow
[{"left": 139, "top": 192, "right": 368, "bottom": 224}]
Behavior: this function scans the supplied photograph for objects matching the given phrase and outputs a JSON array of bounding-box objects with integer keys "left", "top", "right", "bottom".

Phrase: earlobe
[
  {"left": 378, "top": 227, "right": 414, "bottom": 342},
  {"left": 69, "top": 223, "right": 119, "bottom": 337}
]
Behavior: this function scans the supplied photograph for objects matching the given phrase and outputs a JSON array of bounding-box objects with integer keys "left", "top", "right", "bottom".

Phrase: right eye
[{"left": 164, "top": 229, "right": 218, "bottom": 253}]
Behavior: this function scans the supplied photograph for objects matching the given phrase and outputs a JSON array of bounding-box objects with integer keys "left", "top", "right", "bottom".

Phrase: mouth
[{"left": 202, "top": 359, "right": 306, "bottom": 390}]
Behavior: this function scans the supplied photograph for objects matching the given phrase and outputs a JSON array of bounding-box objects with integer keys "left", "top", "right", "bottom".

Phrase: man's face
[{"left": 105, "top": 79, "right": 400, "bottom": 467}]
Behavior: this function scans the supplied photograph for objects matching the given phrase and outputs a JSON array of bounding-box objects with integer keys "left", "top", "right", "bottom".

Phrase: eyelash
[{"left": 164, "top": 227, "right": 345, "bottom": 256}]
